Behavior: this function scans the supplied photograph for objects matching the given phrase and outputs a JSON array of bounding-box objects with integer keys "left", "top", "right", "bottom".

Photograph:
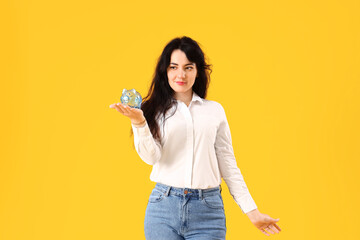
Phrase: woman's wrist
[
  {"left": 246, "top": 209, "right": 261, "bottom": 221},
  {"left": 131, "top": 118, "right": 146, "bottom": 127}
]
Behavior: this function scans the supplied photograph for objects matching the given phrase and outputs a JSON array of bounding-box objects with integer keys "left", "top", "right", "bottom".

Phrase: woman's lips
[{"left": 175, "top": 81, "right": 185, "bottom": 85}]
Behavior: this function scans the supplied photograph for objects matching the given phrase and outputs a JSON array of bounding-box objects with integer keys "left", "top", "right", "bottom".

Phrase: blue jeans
[{"left": 144, "top": 183, "right": 226, "bottom": 240}]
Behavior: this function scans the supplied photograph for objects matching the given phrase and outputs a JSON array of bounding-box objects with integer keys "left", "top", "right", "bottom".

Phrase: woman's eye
[{"left": 169, "top": 66, "right": 193, "bottom": 70}]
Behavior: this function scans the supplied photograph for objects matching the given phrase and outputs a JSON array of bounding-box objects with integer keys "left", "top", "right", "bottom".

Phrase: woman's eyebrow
[{"left": 170, "top": 62, "right": 195, "bottom": 66}]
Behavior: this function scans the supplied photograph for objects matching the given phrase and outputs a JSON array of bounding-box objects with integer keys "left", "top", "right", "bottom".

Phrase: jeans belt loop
[
  {"left": 220, "top": 184, "right": 222, "bottom": 193},
  {"left": 165, "top": 186, "right": 171, "bottom": 196},
  {"left": 199, "top": 189, "right": 203, "bottom": 200}
]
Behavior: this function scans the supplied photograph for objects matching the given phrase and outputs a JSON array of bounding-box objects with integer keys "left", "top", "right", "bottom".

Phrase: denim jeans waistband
[{"left": 154, "top": 182, "right": 222, "bottom": 199}]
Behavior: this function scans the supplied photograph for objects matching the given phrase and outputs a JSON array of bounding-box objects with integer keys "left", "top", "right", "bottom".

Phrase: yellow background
[{"left": 1, "top": 0, "right": 359, "bottom": 239}]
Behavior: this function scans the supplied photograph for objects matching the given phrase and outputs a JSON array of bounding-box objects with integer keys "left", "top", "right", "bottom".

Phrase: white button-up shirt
[{"left": 131, "top": 92, "right": 258, "bottom": 214}]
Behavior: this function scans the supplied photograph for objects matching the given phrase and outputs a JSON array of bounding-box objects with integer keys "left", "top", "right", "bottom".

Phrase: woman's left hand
[{"left": 246, "top": 209, "right": 282, "bottom": 236}]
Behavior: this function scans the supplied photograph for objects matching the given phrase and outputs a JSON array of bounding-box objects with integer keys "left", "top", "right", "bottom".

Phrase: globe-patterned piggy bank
[{"left": 120, "top": 88, "right": 142, "bottom": 109}]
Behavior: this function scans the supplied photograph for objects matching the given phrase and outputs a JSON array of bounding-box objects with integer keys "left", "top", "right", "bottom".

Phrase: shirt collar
[
  {"left": 191, "top": 91, "right": 204, "bottom": 104},
  {"left": 174, "top": 91, "right": 204, "bottom": 105}
]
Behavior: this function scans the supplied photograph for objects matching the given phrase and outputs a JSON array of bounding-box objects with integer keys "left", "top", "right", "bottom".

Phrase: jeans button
[{"left": 184, "top": 190, "right": 188, "bottom": 194}]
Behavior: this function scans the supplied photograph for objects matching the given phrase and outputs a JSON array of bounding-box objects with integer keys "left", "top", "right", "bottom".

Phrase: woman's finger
[
  {"left": 123, "top": 105, "right": 132, "bottom": 115},
  {"left": 121, "top": 104, "right": 143, "bottom": 117},
  {"left": 118, "top": 104, "right": 132, "bottom": 116},
  {"left": 112, "top": 103, "right": 143, "bottom": 122},
  {"left": 128, "top": 107, "right": 144, "bottom": 117},
  {"left": 268, "top": 225, "right": 279, "bottom": 234},
  {"left": 265, "top": 226, "right": 275, "bottom": 234},
  {"left": 127, "top": 106, "right": 141, "bottom": 115},
  {"left": 274, "top": 223, "right": 281, "bottom": 231},
  {"left": 260, "top": 229, "right": 270, "bottom": 236},
  {"left": 114, "top": 104, "right": 125, "bottom": 114}
]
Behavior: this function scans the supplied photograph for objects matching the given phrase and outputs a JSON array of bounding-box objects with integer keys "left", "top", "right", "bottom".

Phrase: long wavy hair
[{"left": 136, "top": 36, "right": 212, "bottom": 142}]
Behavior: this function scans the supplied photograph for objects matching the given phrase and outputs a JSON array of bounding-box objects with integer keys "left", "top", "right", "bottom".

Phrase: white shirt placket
[{"left": 180, "top": 102, "right": 194, "bottom": 188}]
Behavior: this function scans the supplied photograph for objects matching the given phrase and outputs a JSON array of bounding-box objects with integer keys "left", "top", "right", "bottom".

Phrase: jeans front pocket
[
  {"left": 148, "top": 189, "right": 165, "bottom": 203},
  {"left": 201, "top": 194, "right": 224, "bottom": 209}
]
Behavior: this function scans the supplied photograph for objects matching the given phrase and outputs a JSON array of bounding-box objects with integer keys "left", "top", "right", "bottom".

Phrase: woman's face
[{"left": 167, "top": 49, "right": 197, "bottom": 98}]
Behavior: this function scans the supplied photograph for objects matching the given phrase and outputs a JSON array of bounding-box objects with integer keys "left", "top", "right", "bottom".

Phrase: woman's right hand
[{"left": 109, "top": 103, "right": 146, "bottom": 126}]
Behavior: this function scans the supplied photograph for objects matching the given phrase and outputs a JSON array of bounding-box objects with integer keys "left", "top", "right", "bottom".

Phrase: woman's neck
[{"left": 174, "top": 90, "right": 193, "bottom": 107}]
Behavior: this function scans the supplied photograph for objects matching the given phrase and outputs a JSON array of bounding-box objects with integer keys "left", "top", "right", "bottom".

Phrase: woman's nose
[{"left": 177, "top": 70, "right": 186, "bottom": 78}]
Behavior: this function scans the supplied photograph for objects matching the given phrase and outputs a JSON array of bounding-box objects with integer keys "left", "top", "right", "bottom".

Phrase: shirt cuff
[
  {"left": 235, "top": 194, "right": 258, "bottom": 214},
  {"left": 131, "top": 121, "right": 151, "bottom": 137}
]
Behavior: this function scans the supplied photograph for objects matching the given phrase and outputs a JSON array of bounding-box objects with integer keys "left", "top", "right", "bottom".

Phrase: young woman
[{"left": 110, "top": 36, "right": 281, "bottom": 239}]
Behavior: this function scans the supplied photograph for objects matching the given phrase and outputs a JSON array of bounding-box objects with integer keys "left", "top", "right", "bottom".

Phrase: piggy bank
[{"left": 120, "top": 88, "right": 142, "bottom": 109}]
